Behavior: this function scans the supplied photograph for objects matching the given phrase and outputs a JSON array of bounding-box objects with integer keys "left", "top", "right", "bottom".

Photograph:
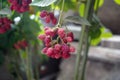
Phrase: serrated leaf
[
  {"left": 0, "top": 8, "right": 12, "bottom": 15},
  {"left": 30, "top": 0, "right": 57, "bottom": 7},
  {"left": 65, "top": 16, "right": 91, "bottom": 26}
]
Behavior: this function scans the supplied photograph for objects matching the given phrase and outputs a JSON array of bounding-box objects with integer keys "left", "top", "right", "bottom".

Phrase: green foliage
[
  {"left": 30, "top": 0, "right": 57, "bottom": 7},
  {"left": 65, "top": 16, "right": 91, "bottom": 26},
  {"left": 94, "top": 0, "right": 104, "bottom": 10},
  {"left": 114, "top": 0, "right": 120, "bottom": 5},
  {"left": 0, "top": 8, "right": 12, "bottom": 15}
]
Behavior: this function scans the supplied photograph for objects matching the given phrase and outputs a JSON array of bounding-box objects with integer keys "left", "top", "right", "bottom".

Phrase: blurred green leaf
[
  {"left": 79, "top": 3, "right": 85, "bottom": 17},
  {"left": 30, "top": 0, "right": 57, "bottom": 7},
  {"left": 114, "top": 0, "right": 120, "bottom": 5},
  {"left": 65, "top": 16, "right": 91, "bottom": 26},
  {"left": 94, "top": 0, "right": 104, "bottom": 10},
  {"left": 0, "top": 8, "right": 12, "bottom": 15}
]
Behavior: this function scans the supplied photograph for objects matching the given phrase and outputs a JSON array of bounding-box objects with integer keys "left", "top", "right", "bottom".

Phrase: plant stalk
[{"left": 74, "top": 0, "right": 93, "bottom": 80}]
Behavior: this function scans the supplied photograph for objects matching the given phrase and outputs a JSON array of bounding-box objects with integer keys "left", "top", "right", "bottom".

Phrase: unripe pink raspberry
[
  {"left": 66, "top": 37, "right": 73, "bottom": 42},
  {"left": 54, "top": 44, "right": 61, "bottom": 51},
  {"left": 42, "top": 47, "right": 48, "bottom": 53},
  {"left": 46, "top": 47, "right": 54, "bottom": 56},
  {"left": 61, "top": 44, "right": 70, "bottom": 53},
  {"left": 70, "top": 46, "right": 75, "bottom": 52},
  {"left": 58, "top": 28, "right": 65, "bottom": 35},
  {"left": 40, "top": 11, "right": 48, "bottom": 18},
  {"left": 44, "top": 36, "right": 51, "bottom": 44},
  {"left": 38, "top": 34, "right": 46, "bottom": 40},
  {"left": 55, "top": 53, "right": 61, "bottom": 59},
  {"left": 44, "top": 27, "right": 50, "bottom": 31},
  {"left": 45, "top": 29, "right": 54, "bottom": 37}
]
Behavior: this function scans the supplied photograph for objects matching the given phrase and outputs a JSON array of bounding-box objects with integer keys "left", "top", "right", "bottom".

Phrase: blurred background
[{"left": 0, "top": 0, "right": 120, "bottom": 80}]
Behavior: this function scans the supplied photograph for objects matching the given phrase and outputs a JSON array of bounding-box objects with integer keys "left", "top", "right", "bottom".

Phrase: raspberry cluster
[
  {"left": 0, "top": 17, "right": 12, "bottom": 34},
  {"left": 14, "top": 40, "right": 28, "bottom": 50},
  {"left": 8, "top": 0, "right": 32, "bottom": 13},
  {"left": 40, "top": 10, "right": 58, "bottom": 27},
  {"left": 38, "top": 27, "right": 75, "bottom": 59}
]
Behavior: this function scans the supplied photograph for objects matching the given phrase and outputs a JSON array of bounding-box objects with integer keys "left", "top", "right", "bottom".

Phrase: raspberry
[
  {"left": 55, "top": 53, "right": 61, "bottom": 59},
  {"left": 44, "top": 36, "right": 51, "bottom": 44},
  {"left": 46, "top": 47, "right": 54, "bottom": 56},
  {"left": 70, "top": 46, "right": 75, "bottom": 52},
  {"left": 40, "top": 11, "right": 48, "bottom": 18},
  {"left": 58, "top": 28, "right": 65, "bottom": 35},
  {"left": 62, "top": 52, "right": 70, "bottom": 59},
  {"left": 52, "top": 18, "right": 57, "bottom": 25},
  {"left": 38, "top": 34, "right": 46, "bottom": 40},
  {"left": 45, "top": 29, "right": 54, "bottom": 36},
  {"left": 42, "top": 47, "right": 48, "bottom": 54},
  {"left": 38, "top": 27, "right": 75, "bottom": 59},
  {"left": 8, "top": 0, "right": 31, "bottom": 13},
  {"left": 0, "top": 27, "right": 6, "bottom": 34},
  {"left": 20, "top": 40, "right": 28, "bottom": 48},
  {"left": 40, "top": 10, "right": 58, "bottom": 27},
  {"left": 14, "top": 40, "right": 28, "bottom": 50},
  {"left": 0, "top": 17, "right": 12, "bottom": 34},
  {"left": 66, "top": 37, "right": 73, "bottom": 42},
  {"left": 45, "top": 16, "right": 51, "bottom": 23},
  {"left": 67, "top": 32, "right": 74, "bottom": 40},
  {"left": 54, "top": 44, "right": 61, "bottom": 51}
]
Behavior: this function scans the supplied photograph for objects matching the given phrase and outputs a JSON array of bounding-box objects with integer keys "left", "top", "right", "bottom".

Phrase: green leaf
[
  {"left": 65, "top": 16, "right": 91, "bottom": 26},
  {"left": 79, "top": 3, "right": 85, "bottom": 17},
  {"left": 0, "top": 8, "right": 12, "bottom": 15},
  {"left": 94, "top": 0, "right": 104, "bottom": 10},
  {"left": 0, "top": 51, "right": 5, "bottom": 66},
  {"left": 30, "top": 0, "right": 57, "bottom": 7},
  {"left": 114, "top": 0, "right": 120, "bottom": 5}
]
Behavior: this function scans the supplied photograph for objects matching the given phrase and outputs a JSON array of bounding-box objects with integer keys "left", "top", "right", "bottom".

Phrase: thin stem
[
  {"left": 74, "top": 0, "right": 92, "bottom": 80},
  {"left": 74, "top": 24, "right": 86, "bottom": 80},
  {"left": 95, "top": 0, "right": 100, "bottom": 14},
  {"left": 79, "top": 30, "right": 90, "bottom": 80},
  {"left": 58, "top": 0, "right": 65, "bottom": 25}
]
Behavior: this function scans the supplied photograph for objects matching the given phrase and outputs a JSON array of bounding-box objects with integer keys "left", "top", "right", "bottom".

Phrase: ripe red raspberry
[
  {"left": 20, "top": 40, "right": 28, "bottom": 48},
  {"left": 45, "top": 16, "right": 51, "bottom": 23},
  {"left": 54, "top": 44, "right": 61, "bottom": 51},
  {"left": 0, "top": 27, "right": 6, "bottom": 34},
  {"left": 49, "top": 12, "right": 54, "bottom": 19},
  {"left": 70, "top": 46, "right": 75, "bottom": 52},
  {"left": 67, "top": 32, "right": 74, "bottom": 40},
  {"left": 62, "top": 52, "right": 70, "bottom": 59},
  {"left": 14, "top": 43, "right": 21, "bottom": 50},
  {"left": 58, "top": 28, "right": 65, "bottom": 35},
  {"left": 0, "top": 17, "right": 12, "bottom": 34},
  {"left": 8, "top": 0, "right": 31, "bottom": 13},
  {"left": 38, "top": 34, "right": 46, "bottom": 40},
  {"left": 40, "top": 11, "right": 48, "bottom": 18},
  {"left": 52, "top": 18, "right": 57, "bottom": 25}
]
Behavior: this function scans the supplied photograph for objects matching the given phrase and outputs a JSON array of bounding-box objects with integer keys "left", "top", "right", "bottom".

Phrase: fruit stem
[{"left": 58, "top": 0, "right": 65, "bottom": 26}]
